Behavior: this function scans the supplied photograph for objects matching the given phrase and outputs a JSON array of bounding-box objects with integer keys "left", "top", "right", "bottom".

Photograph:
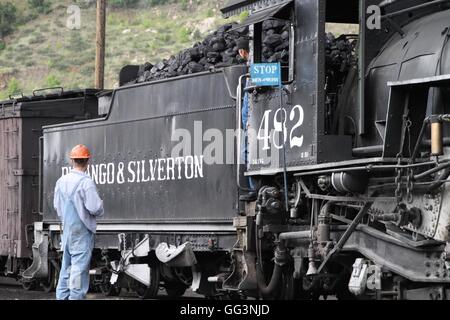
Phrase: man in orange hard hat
[{"left": 54, "top": 144, "right": 104, "bottom": 300}]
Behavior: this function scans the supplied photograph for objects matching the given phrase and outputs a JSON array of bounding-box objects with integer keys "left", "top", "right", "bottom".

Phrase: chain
[
  {"left": 405, "top": 118, "right": 414, "bottom": 203},
  {"left": 395, "top": 116, "right": 415, "bottom": 204},
  {"left": 406, "top": 168, "right": 414, "bottom": 203},
  {"left": 395, "top": 153, "right": 403, "bottom": 204},
  {"left": 405, "top": 118, "right": 412, "bottom": 156}
]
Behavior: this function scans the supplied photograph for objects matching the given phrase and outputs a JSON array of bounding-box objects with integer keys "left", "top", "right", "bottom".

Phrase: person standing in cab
[
  {"left": 54, "top": 144, "right": 104, "bottom": 300},
  {"left": 237, "top": 37, "right": 258, "bottom": 202}
]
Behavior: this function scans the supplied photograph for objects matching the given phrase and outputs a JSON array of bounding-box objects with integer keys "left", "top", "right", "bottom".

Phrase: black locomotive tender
[{"left": 2, "top": 0, "right": 450, "bottom": 299}]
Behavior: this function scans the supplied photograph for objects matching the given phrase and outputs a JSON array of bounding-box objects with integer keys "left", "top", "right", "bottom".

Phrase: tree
[
  {"left": 28, "top": 0, "right": 52, "bottom": 14},
  {"left": 0, "top": 2, "right": 17, "bottom": 38}
]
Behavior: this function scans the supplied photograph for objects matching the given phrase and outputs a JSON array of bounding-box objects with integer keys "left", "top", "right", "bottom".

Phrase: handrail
[
  {"left": 381, "top": 0, "right": 450, "bottom": 20},
  {"left": 236, "top": 73, "right": 253, "bottom": 192},
  {"left": 38, "top": 136, "right": 43, "bottom": 215},
  {"left": 33, "top": 87, "right": 64, "bottom": 97}
]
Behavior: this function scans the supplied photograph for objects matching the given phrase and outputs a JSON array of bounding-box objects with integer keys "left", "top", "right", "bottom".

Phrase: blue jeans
[
  {"left": 242, "top": 91, "right": 255, "bottom": 191},
  {"left": 56, "top": 233, "right": 94, "bottom": 300}
]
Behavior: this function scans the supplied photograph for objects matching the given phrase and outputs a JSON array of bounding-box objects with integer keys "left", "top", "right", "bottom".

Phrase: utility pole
[{"left": 95, "top": 0, "right": 106, "bottom": 89}]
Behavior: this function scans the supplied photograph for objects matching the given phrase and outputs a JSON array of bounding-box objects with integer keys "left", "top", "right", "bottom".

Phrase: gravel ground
[
  {"left": 0, "top": 277, "right": 337, "bottom": 301},
  {"left": 0, "top": 277, "right": 202, "bottom": 301}
]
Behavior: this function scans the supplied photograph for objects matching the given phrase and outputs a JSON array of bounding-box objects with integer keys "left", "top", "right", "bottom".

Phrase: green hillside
[
  {"left": 0, "top": 1, "right": 356, "bottom": 100},
  {"left": 0, "top": 0, "right": 232, "bottom": 99}
]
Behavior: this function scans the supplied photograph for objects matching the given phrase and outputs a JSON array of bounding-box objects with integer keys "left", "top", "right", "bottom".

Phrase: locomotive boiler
[{"left": 22, "top": 0, "right": 450, "bottom": 300}]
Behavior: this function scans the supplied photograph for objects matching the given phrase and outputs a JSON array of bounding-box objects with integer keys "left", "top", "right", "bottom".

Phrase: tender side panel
[{"left": 43, "top": 72, "right": 238, "bottom": 225}]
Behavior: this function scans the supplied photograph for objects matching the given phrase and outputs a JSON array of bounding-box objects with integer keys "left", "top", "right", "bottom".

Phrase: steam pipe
[
  {"left": 411, "top": 117, "right": 431, "bottom": 163},
  {"left": 257, "top": 263, "right": 283, "bottom": 298},
  {"left": 352, "top": 138, "right": 450, "bottom": 157},
  {"left": 294, "top": 161, "right": 437, "bottom": 177},
  {"left": 414, "top": 162, "right": 450, "bottom": 180},
  {"left": 279, "top": 231, "right": 311, "bottom": 241},
  {"left": 426, "top": 167, "right": 450, "bottom": 192},
  {"left": 256, "top": 242, "right": 288, "bottom": 298},
  {"left": 352, "top": 145, "right": 383, "bottom": 157},
  {"left": 422, "top": 137, "right": 450, "bottom": 147},
  {"left": 318, "top": 201, "right": 334, "bottom": 242}
]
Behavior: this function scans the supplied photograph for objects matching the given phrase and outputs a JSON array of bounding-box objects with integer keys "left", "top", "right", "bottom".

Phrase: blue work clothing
[
  {"left": 241, "top": 79, "right": 255, "bottom": 191},
  {"left": 242, "top": 88, "right": 250, "bottom": 131},
  {"left": 54, "top": 170, "right": 104, "bottom": 233},
  {"left": 54, "top": 170, "right": 104, "bottom": 300}
]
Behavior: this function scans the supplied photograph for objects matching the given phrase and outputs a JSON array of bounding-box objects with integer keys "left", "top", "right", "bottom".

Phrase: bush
[
  {"left": 0, "top": 2, "right": 17, "bottom": 38},
  {"left": 74, "top": 0, "right": 95, "bottom": 9},
  {"left": 109, "top": 0, "right": 140, "bottom": 8},
  {"left": 177, "top": 27, "right": 191, "bottom": 43},
  {"left": 239, "top": 11, "right": 249, "bottom": 23},
  {"left": 206, "top": 8, "right": 214, "bottom": 17},
  {"left": 45, "top": 75, "right": 61, "bottom": 87},
  {"left": 28, "top": 0, "right": 52, "bottom": 14},
  {"left": 144, "top": 0, "right": 171, "bottom": 6},
  {"left": 0, "top": 41, "right": 5, "bottom": 51},
  {"left": 7, "top": 78, "right": 21, "bottom": 96},
  {"left": 180, "top": 0, "right": 188, "bottom": 10}
]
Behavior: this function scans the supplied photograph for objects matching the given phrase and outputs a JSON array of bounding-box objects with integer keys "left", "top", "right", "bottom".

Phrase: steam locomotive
[{"left": 3, "top": 0, "right": 450, "bottom": 300}]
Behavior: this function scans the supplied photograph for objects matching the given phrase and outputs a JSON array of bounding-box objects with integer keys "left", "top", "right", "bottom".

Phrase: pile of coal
[
  {"left": 133, "top": 23, "right": 249, "bottom": 84},
  {"left": 261, "top": 19, "right": 290, "bottom": 64},
  {"left": 130, "top": 22, "right": 355, "bottom": 85}
]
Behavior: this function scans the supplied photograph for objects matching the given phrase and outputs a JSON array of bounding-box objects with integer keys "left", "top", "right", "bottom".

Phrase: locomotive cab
[{"left": 222, "top": 0, "right": 363, "bottom": 182}]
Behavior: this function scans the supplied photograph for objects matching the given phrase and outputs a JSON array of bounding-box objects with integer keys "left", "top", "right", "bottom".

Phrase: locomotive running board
[
  {"left": 48, "top": 223, "right": 236, "bottom": 232},
  {"left": 340, "top": 224, "right": 449, "bottom": 283}
]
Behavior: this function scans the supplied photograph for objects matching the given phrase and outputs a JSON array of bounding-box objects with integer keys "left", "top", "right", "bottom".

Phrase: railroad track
[{"left": 0, "top": 277, "right": 204, "bottom": 301}]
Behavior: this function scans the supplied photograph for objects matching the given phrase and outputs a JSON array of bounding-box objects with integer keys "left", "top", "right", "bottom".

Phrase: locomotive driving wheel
[{"left": 135, "top": 265, "right": 160, "bottom": 299}]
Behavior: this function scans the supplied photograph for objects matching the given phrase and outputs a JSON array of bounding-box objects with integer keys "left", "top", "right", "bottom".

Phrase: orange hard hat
[{"left": 70, "top": 144, "right": 91, "bottom": 159}]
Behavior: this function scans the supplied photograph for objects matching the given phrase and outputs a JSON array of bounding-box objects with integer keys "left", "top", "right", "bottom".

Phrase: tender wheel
[
  {"left": 100, "top": 284, "right": 122, "bottom": 297},
  {"left": 135, "top": 266, "right": 160, "bottom": 300},
  {"left": 40, "top": 259, "right": 59, "bottom": 293},
  {"left": 99, "top": 272, "right": 121, "bottom": 297},
  {"left": 165, "top": 282, "right": 188, "bottom": 298},
  {"left": 22, "top": 279, "right": 37, "bottom": 291}
]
